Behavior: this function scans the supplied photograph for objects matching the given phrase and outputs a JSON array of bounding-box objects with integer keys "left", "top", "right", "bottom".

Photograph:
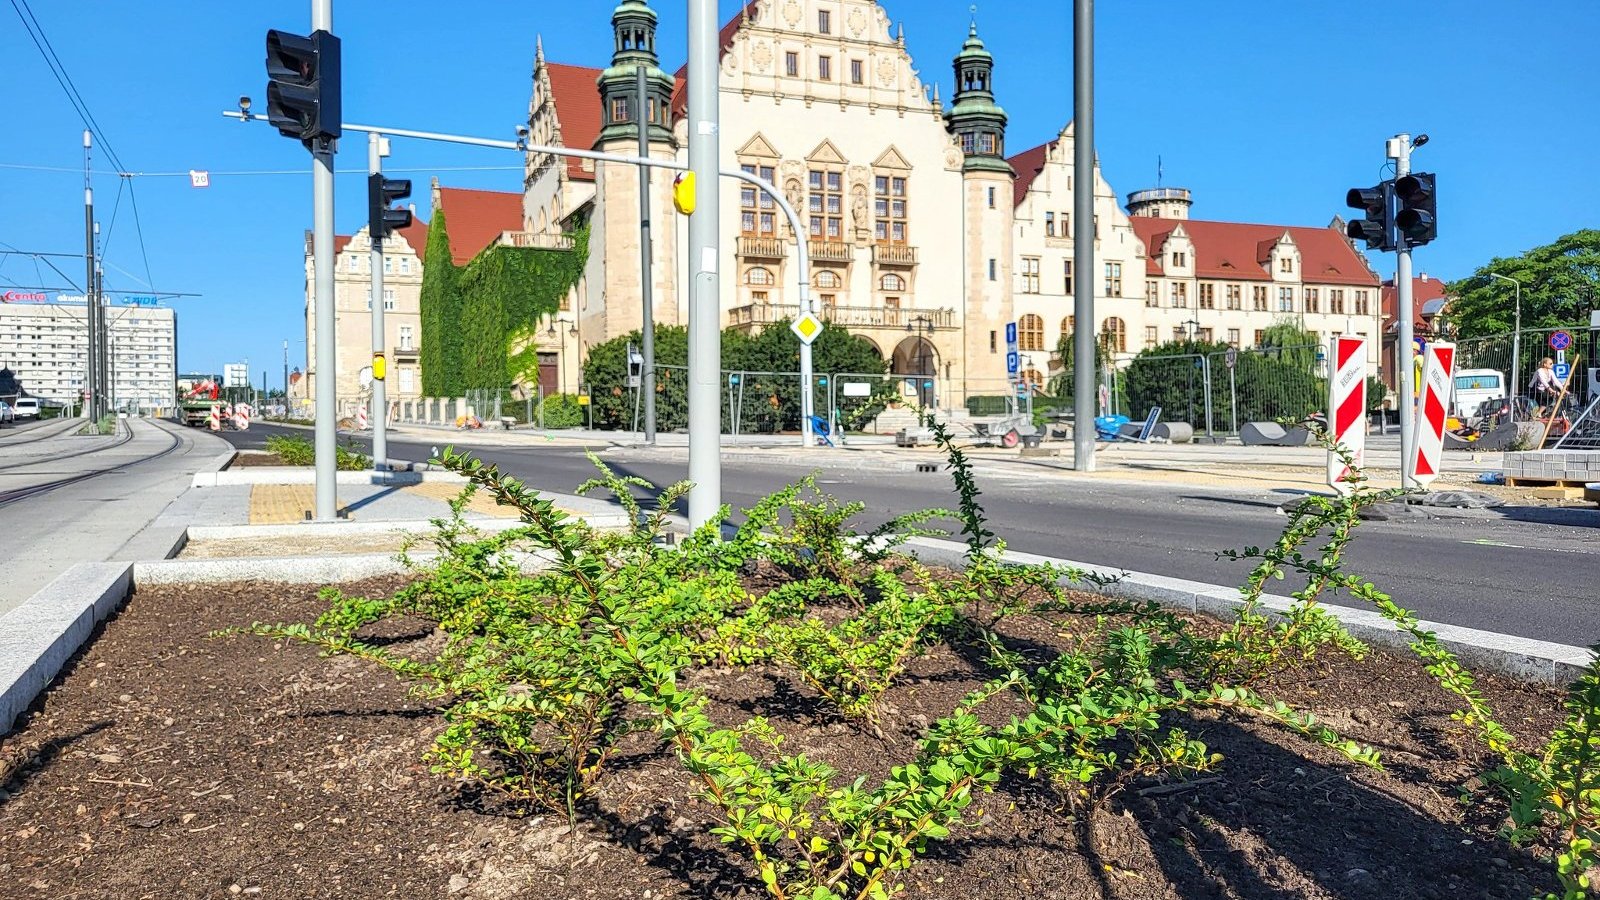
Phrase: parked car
[
  {"left": 11, "top": 397, "right": 40, "bottom": 420},
  {"left": 0, "top": 401, "right": 14, "bottom": 425}
]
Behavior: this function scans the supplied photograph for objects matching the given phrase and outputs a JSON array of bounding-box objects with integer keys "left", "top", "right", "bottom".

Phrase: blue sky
[{"left": 3, "top": 1, "right": 1595, "bottom": 381}]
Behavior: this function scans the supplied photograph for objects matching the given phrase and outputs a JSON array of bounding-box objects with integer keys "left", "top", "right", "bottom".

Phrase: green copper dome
[
  {"left": 612, "top": 0, "right": 656, "bottom": 23},
  {"left": 956, "top": 23, "right": 992, "bottom": 63}
]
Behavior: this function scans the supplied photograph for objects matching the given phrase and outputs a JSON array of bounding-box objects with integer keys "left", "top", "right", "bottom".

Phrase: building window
[
  {"left": 1019, "top": 368, "right": 1044, "bottom": 390},
  {"left": 820, "top": 294, "right": 838, "bottom": 316},
  {"left": 1225, "top": 284, "right": 1241, "bottom": 310},
  {"left": 1064, "top": 260, "right": 1074, "bottom": 294},
  {"left": 785, "top": 51, "right": 799, "bottom": 77},
  {"left": 1145, "top": 280, "right": 1158, "bottom": 307},
  {"left": 960, "top": 133, "right": 976, "bottom": 155},
  {"left": 879, "top": 273, "right": 905, "bottom": 292},
  {"left": 1304, "top": 287, "right": 1320, "bottom": 313},
  {"left": 986, "top": 186, "right": 995, "bottom": 208},
  {"left": 988, "top": 259, "right": 996, "bottom": 281},
  {"left": 1331, "top": 289, "right": 1346, "bottom": 314},
  {"left": 978, "top": 133, "right": 997, "bottom": 155},
  {"left": 1355, "top": 290, "right": 1371, "bottom": 316},
  {"left": 818, "top": 55, "right": 832, "bottom": 81},
  {"left": 385, "top": 289, "right": 396, "bottom": 311},
  {"left": 1102, "top": 317, "right": 1127, "bottom": 353},
  {"left": 1104, "top": 262, "right": 1123, "bottom": 297},
  {"left": 399, "top": 367, "right": 415, "bottom": 393},
  {"left": 746, "top": 267, "right": 775, "bottom": 286},
  {"left": 818, "top": 9, "right": 831, "bottom": 33},
  {"left": 1017, "top": 314, "right": 1045, "bottom": 352},
  {"left": 610, "top": 96, "right": 630, "bottom": 124},
  {"left": 873, "top": 174, "right": 908, "bottom": 243},
  {"left": 1227, "top": 328, "right": 1241, "bottom": 348},
  {"left": 989, "top": 330, "right": 997, "bottom": 352},
  {"left": 750, "top": 290, "right": 769, "bottom": 305},
  {"left": 1199, "top": 283, "right": 1215, "bottom": 310},
  {"left": 1253, "top": 329, "right": 1266, "bottom": 348},
  {"left": 1044, "top": 212, "right": 1055, "bottom": 237},
  {"left": 809, "top": 169, "right": 844, "bottom": 240},
  {"left": 816, "top": 270, "right": 843, "bottom": 289},
  {"left": 1279, "top": 255, "right": 1294, "bottom": 274},
  {"left": 850, "top": 59, "right": 863, "bottom": 85},
  {"left": 346, "top": 255, "right": 359, "bottom": 272},
  {"left": 400, "top": 257, "right": 412, "bottom": 275},
  {"left": 1171, "top": 251, "right": 1187, "bottom": 268},
  {"left": 1061, "top": 315, "right": 1076, "bottom": 338},
  {"left": 740, "top": 163, "right": 777, "bottom": 235},
  {"left": 1252, "top": 285, "right": 1268, "bottom": 311},
  {"left": 1172, "top": 282, "right": 1188, "bottom": 308},
  {"left": 399, "top": 325, "right": 414, "bottom": 350},
  {"left": 1144, "top": 325, "right": 1159, "bottom": 349},
  {"left": 382, "top": 256, "right": 393, "bottom": 274},
  {"left": 1021, "top": 257, "right": 1041, "bottom": 294},
  {"left": 1278, "top": 287, "right": 1294, "bottom": 312}
]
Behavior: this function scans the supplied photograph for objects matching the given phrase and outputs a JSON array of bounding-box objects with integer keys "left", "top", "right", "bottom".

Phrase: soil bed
[
  {"left": 0, "top": 577, "right": 1567, "bottom": 899},
  {"left": 227, "top": 451, "right": 289, "bottom": 468}
]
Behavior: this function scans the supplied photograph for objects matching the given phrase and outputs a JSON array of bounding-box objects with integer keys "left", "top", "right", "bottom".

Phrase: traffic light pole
[
  {"left": 83, "top": 133, "right": 99, "bottom": 423},
  {"left": 687, "top": 0, "right": 723, "bottom": 527},
  {"left": 1392, "top": 133, "right": 1418, "bottom": 489},
  {"left": 369, "top": 132, "right": 389, "bottom": 472}
]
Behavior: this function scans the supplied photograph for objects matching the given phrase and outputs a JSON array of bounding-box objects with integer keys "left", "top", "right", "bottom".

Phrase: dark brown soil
[
  {"left": 227, "top": 452, "right": 288, "bottom": 468},
  {"left": 0, "top": 578, "right": 1569, "bottom": 900}
]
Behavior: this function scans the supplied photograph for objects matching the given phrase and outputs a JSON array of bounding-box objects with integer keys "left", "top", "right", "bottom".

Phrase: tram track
[{"left": 0, "top": 422, "right": 186, "bottom": 508}]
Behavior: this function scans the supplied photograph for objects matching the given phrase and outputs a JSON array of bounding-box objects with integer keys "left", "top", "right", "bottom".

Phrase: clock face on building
[{"left": 877, "top": 56, "right": 897, "bottom": 88}]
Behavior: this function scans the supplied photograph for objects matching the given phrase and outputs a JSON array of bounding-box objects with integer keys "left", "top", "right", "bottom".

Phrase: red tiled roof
[
  {"left": 670, "top": 1, "right": 758, "bottom": 120},
  {"left": 1381, "top": 275, "right": 1449, "bottom": 332},
  {"left": 544, "top": 62, "right": 604, "bottom": 182},
  {"left": 1130, "top": 217, "right": 1379, "bottom": 287},
  {"left": 1006, "top": 139, "right": 1056, "bottom": 209},
  {"left": 435, "top": 187, "right": 525, "bottom": 266},
  {"left": 333, "top": 235, "right": 353, "bottom": 256}
]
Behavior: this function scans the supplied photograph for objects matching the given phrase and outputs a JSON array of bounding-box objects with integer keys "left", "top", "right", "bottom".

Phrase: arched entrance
[{"left": 891, "top": 335, "right": 938, "bottom": 408}]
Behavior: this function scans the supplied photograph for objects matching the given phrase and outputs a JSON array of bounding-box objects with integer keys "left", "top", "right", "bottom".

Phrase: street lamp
[
  {"left": 1488, "top": 273, "right": 1523, "bottom": 402},
  {"left": 906, "top": 314, "right": 936, "bottom": 409}
]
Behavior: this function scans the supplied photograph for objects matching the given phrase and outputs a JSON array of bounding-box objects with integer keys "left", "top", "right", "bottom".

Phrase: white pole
[
  {"left": 1072, "top": 0, "right": 1096, "bottom": 471},
  {"left": 311, "top": 0, "right": 338, "bottom": 519},
  {"left": 1491, "top": 273, "right": 1522, "bottom": 413},
  {"left": 686, "top": 0, "right": 722, "bottom": 530},
  {"left": 1393, "top": 133, "right": 1417, "bottom": 489}
]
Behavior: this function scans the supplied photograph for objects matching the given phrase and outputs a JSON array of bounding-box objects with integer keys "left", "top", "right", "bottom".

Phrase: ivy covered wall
[{"left": 417, "top": 216, "right": 588, "bottom": 395}]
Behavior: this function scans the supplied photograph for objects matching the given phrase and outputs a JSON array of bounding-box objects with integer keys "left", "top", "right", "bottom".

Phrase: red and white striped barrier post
[
  {"left": 356, "top": 404, "right": 369, "bottom": 431},
  {"left": 208, "top": 404, "right": 221, "bottom": 432},
  {"left": 1327, "top": 335, "right": 1369, "bottom": 494},
  {"left": 233, "top": 403, "right": 252, "bottom": 431},
  {"left": 1409, "top": 341, "right": 1457, "bottom": 489}
]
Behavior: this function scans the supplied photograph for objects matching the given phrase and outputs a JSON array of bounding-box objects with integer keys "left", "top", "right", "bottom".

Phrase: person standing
[{"left": 1530, "top": 357, "right": 1562, "bottom": 413}]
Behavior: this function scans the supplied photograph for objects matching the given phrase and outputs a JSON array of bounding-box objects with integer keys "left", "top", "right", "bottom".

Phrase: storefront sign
[{"left": 2, "top": 291, "right": 48, "bottom": 303}]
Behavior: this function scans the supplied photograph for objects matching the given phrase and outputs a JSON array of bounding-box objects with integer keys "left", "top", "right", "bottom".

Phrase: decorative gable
[
  {"left": 872, "top": 146, "right": 911, "bottom": 171},
  {"left": 737, "top": 134, "right": 781, "bottom": 159},
  {"left": 806, "top": 139, "right": 847, "bottom": 166}
]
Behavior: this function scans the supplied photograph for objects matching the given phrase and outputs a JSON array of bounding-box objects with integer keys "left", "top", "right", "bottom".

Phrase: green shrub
[
  {"left": 264, "top": 434, "right": 370, "bottom": 471},
  {"left": 536, "top": 393, "right": 585, "bottom": 429}
]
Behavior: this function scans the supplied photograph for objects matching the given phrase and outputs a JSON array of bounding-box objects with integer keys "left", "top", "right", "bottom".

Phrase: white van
[
  {"left": 11, "top": 398, "right": 39, "bottom": 419},
  {"left": 1452, "top": 369, "right": 1505, "bottom": 419}
]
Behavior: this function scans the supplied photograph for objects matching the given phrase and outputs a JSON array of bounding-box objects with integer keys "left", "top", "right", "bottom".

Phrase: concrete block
[{"left": 0, "top": 562, "right": 132, "bottom": 736}]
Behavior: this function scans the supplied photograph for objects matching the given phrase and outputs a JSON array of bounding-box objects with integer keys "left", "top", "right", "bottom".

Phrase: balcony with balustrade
[
  {"left": 727, "top": 303, "right": 954, "bottom": 332},
  {"left": 807, "top": 240, "right": 853, "bottom": 263},
  {"left": 492, "top": 231, "right": 576, "bottom": 252},
  {"left": 871, "top": 244, "right": 918, "bottom": 267},
  {"left": 736, "top": 235, "right": 787, "bottom": 259}
]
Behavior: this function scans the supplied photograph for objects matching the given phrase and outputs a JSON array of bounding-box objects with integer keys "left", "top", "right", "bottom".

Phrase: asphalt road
[{"left": 221, "top": 423, "right": 1600, "bottom": 646}]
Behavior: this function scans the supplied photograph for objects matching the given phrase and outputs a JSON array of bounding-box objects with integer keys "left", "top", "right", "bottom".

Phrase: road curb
[
  {"left": 904, "top": 537, "right": 1592, "bottom": 684},
  {"left": 191, "top": 468, "right": 468, "bottom": 488},
  {"left": 0, "top": 563, "right": 131, "bottom": 735}
]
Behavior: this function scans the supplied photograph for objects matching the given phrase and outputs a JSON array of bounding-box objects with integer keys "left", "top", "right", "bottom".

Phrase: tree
[
  {"left": 1126, "top": 335, "right": 1326, "bottom": 429},
  {"left": 1446, "top": 229, "right": 1600, "bottom": 338},
  {"left": 418, "top": 209, "right": 461, "bottom": 395},
  {"left": 1124, "top": 339, "right": 1227, "bottom": 428},
  {"left": 1049, "top": 330, "right": 1111, "bottom": 407}
]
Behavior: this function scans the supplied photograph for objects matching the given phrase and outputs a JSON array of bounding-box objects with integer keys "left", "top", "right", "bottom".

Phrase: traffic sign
[
  {"left": 1006, "top": 350, "right": 1020, "bottom": 375},
  {"left": 791, "top": 312, "right": 823, "bottom": 345},
  {"left": 1224, "top": 347, "right": 1239, "bottom": 369},
  {"left": 1555, "top": 363, "right": 1572, "bottom": 381},
  {"left": 1004, "top": 321, "right": 1018, "bottom": 349},
  {"left": 1550, "top": 331, "right": 1574, "bottom": 351},
  {"left": 1409, "top": 341, "right": 1457, "bottom": 488}
]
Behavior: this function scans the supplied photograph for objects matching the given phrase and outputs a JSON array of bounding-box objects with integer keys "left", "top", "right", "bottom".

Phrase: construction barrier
[
  {"left": 1327, "top": 336, "right": 1368, "bottom": 494},
  {"left": 1410, "top": 341, "right": 1457, "bottom": 487}
]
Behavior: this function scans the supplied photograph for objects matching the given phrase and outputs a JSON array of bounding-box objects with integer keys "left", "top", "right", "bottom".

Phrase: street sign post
[
  {"left": 1327, "top": 336, "right": 1368, "bottom": 495},
  {"left": 1550, "top": 331, "right": 1574, "bottom": 352},
  {"left": 1409, "top": 341, "right": 1457, "bottom": 489}
]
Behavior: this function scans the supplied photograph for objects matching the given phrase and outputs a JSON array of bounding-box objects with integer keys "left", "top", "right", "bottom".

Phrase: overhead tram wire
[{"left": 0, "top": 163, "right": 531, "bottom": 178}]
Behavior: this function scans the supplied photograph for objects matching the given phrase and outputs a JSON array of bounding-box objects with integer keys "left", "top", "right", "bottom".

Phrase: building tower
[
  {"left": 946, "top": 21, "right": 1016, "bottom": 393},
  {"left": 1126, "top": 186, "right": 1193, "bottom": 220},
  {"left": 592, "top": 0, "right": 679, "bottom": 339}
]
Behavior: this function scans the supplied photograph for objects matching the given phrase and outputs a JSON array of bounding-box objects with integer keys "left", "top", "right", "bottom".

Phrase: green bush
[
  {"left": 264, "top": 434, "right": 370, "bottom": 470},
  {"left": 536, "top": 393, "right": 585, "bottom": 429}
]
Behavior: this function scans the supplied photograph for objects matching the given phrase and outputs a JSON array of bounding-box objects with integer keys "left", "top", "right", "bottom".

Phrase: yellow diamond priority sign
[{"left": 791, "top": 312, "right": 823, "bottom": 345}]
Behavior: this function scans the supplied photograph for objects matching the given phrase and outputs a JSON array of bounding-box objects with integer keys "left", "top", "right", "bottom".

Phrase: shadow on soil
[{"left": 0, "top": 720, "right": 113, "bottom": 806}]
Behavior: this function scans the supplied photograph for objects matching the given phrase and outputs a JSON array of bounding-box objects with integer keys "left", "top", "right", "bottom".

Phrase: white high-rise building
[{"left": 0, "top": 301, "right": 177, "bottom": 411}]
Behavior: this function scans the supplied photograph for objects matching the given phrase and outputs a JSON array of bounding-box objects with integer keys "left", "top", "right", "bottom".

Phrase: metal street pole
[
  {"left": 83, "top": 130, "right": 99, "bottom": 422},
  {"left": 283, "top": 339, "right": 290, "bottom": 407},
  {"left": 368, "top": 131, "right": 389, "bottom": 471},
  {"left": 1490, "top": 273, "right": 1522, "bottom": 410},
  {"left": 311, "top": 0, "right": 338, "bottom": 519},
  {"left": 686, "top": 0, "right": 722, "bottom": 529},
  {"left": 1071, "top": 0, "right": 1096, "bottom": 471},
  {"left": 636, "top": 65, "right": 657, "bottom": 445},
  {"left": 1391, "top": 133, "right": 1420, "bottom": 488}
]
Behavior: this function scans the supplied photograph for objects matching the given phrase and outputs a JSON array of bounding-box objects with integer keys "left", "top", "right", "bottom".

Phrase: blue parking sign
[
  {"left": 1006, "top": 350, "right": 1020, "bottom": 374},
  {"left": 1554, "top": 363, "right": 1572, "bottom": 381}
]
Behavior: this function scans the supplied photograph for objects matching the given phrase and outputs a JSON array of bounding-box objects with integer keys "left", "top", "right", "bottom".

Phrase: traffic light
[
  {"left": 265, "top": 29, "right": 341, "bottom": 145},
  {"left": 1345, "top": 182, "right": 1394, "bottom": 252},
  {"left": 368, "top": 175, "right": 413, "bottom": 243},
  {"left": 1394, "top": 172, "right": 1437, "bottom": 246}
]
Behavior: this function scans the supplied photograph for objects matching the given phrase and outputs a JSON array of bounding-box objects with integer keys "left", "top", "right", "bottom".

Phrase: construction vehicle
[{"left": 176, "top": 376, "right": 221, "bottom": 427}]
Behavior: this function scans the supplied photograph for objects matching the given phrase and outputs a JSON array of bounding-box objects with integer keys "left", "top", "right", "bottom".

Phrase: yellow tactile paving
[
  {"left": 402, "top": 481, "right": 523, "bottom": 518},
  {"left": 248, "top": 484, "right": 318, "bottom": 524}
]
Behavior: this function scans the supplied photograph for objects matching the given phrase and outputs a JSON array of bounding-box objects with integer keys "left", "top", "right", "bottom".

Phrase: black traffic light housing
[
  {"left": 1394, "top": 172, "right": 1437, "bottom": 246},
  {"left": 368, "top": 175, "right": 413, "bottom": 243},
  {"left": 1345, "top": 182, "right": 1394, "bottom": 252},
  {"left": 265, "top": 29, "right": 341, "bottom": 145}
]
